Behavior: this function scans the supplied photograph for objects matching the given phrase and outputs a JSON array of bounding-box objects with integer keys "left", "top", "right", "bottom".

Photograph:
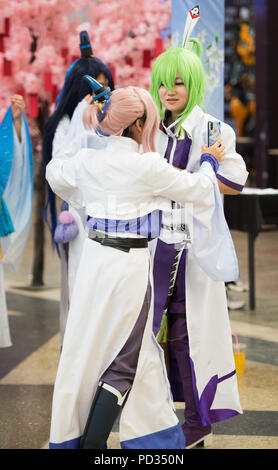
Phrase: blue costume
[{"left": 0, "top": 106, "right": 33, "bottom": 347}]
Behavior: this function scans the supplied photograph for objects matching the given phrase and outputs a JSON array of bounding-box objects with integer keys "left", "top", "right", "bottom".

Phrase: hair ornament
[
  {"left": 83, "top": 74, "right": 111, "bottom": 122},
  {"left": 182, "top": 5, "right": 200, "bottom": 49},
  {"left": 79, "top": 30, "right": 93, "bottom": 57}
]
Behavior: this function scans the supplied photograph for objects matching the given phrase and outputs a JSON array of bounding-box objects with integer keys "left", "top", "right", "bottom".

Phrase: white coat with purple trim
[{"left": 151, "top": 104, "right": 248, "bottom": 425}]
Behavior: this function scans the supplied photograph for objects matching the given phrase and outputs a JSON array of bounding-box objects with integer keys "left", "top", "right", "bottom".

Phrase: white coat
[{"left": 52, "top": 100, "right": 107, "bottom": 342}]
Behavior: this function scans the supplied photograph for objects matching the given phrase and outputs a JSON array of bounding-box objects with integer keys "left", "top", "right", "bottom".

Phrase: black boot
[{"left": 80, "top": 382, "right": 126, "bottom": 449}]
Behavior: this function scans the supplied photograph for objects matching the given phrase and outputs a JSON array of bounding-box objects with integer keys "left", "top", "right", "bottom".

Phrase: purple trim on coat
[
  {"left": 49, "top": 436, "right": 80, "bottom": 449},
  {"left": 121, "top": 422, "right": 185, "bottom": 449},
  {"left": 172, "top": 137, "right": 191, "bottom": 169},
  {"left": 200, "top": 153, "right": 219, "bottom": 173},
  {"left": 164, "top": 136, "right": 174, "bottom": 164},
  {"left": 216, "top": 173, "right": 244, "bottom": 192},
  {"left": 162, "top": 124, "right": 192, "bottom": 170},
  {"left": 87, "top": 210, "right": 162, "bottom": 241},
  {"left": 218, "top": 369, "right": 237, "bottom": 383},
  {"left": 49, "top": 436, "right": 107, "bottom": 450},
  {"left": 189, "top": 356, "right": 240, "bottom": 426}
]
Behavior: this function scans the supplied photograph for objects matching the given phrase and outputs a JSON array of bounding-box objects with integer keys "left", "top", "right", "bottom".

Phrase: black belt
[{"left": 88, "top": 229, "right": 148, "bottom": 252}]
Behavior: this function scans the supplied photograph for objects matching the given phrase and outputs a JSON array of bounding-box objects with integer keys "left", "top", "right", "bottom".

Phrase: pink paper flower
[{"left": 0, "top": 0, "right": 171, "bottom": 118}]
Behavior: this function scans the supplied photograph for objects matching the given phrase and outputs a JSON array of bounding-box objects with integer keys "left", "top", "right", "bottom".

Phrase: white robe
[
  {"left": 52, "top": 99, "right": 107, "bottom": 343},
  {"left": 152, "top": 105, "right": 248, "bottom": 425},
  {"left": 46, "top": 136, "right": 239, "bottom": 448}
]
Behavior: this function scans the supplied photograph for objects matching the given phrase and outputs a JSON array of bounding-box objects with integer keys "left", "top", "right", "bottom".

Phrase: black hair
[{"left": 122, "top": 113, "right": 146, "bottom": 138}]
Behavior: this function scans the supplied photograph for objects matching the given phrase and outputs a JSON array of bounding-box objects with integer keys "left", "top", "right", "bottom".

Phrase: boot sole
[{"left": 186, "top": 432, "right": 213, "bottom": 449}]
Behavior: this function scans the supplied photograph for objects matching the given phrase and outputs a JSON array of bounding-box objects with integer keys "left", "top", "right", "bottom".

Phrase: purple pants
[
  {"left": 167, "top": 314, "right": 201, "bottom": 427},
  {"left": 165, "top": 251, "right": 200, "bottom": 426},
  {"left": 100, "top": 278, "right": 151, "bottom": 396}
]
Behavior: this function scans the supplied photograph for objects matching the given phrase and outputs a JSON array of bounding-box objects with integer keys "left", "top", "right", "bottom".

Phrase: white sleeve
[
  {"left": 52, "top": 115, "right": 70, "bottom": 160},
  {"left": 45, "top": 151, "right": 85, "bottom": 210},
  {"left": 217, "top": 122, "right": 249, "bottom": 191},
  {"left": 147, "top": 153, "right": 239, "bottom": 281},
  {"left": 147, "top": 152, "right": 216, "bottom": 210}
]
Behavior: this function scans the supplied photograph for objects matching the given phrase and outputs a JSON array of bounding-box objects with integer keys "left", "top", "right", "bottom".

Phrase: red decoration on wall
[
  {"left": 125, "top": 57, "right": 133, "bottom": 66},
  {"left": 4, "top": 18, "right": 10, "bottom": 37},
  {"left": 44, "top": 71, "right": 53, "bottom": 93},
  {"left": 51, "top": 84, "right": 58, "bottom": 103},
  {"left": 3, "top": 58, "right": 12, "bottom": 76},
  {"left": 71, "top": 55, "right": 79, "bottom": 63},
  {"left": 29, "top": 93, "right": 39, "bottom": 118},
  {"left": 142, "top": 50, "right": 151, "bottom": 68},
  {"left": 61, "top": 47, "right": 69, "bottom": 64},
  {"left": 155, "top": 37, "right": 164, "bottom": 57},
  {"left": 0, "top": 34, "right": 4, "bottom": 53}
]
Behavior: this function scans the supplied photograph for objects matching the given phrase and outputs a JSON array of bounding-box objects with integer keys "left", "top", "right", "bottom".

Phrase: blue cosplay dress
[{"left": 0, "top": 107, "right": 33, "bottom": 347}]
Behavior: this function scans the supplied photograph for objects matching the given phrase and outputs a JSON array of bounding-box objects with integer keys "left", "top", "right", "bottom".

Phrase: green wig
[{"left": 150, "top": 39, "right": 206, "bottom": 134}]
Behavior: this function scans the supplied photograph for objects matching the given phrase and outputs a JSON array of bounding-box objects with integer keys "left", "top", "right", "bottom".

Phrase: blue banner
[{"left": 171, "top": 0, "right": 225, "bottom": 120}]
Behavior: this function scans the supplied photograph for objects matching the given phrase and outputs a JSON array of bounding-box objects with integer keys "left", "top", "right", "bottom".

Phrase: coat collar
[
  {"left": 161, "top": 105, "right": 204, "bottom": 139},
  {"left": 180, "top": 105, "right": 204, "bottom": 138}
]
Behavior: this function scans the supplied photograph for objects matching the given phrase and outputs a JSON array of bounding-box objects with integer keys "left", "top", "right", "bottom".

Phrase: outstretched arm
[{"left": 149, "top": 139, "right": 225, "bottom": 205}]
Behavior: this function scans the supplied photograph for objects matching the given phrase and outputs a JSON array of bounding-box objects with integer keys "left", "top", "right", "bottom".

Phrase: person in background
[
  {"left": 0, "top": 94, "right": 33, "bottom": 348},
  {"left": 42, "top": 31, "right": 114, "bottom": 345}
]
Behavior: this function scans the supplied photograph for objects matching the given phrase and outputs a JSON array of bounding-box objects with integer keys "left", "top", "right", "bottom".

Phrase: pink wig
[{"left": 83, "top": 86, "right": 159, "bottom": 152}]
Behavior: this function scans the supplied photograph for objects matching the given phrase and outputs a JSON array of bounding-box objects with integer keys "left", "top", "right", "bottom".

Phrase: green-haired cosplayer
[
  {"left": 151, "top": 41, "right": 204, "bottom": 135},
  {"left": 150, "top": 35, "right": 248, "bottom": 448}
]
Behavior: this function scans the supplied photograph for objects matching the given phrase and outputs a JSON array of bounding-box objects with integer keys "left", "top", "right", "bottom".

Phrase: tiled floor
[{"left": 0, "top": 223, "right": 277, "bottom": 450}]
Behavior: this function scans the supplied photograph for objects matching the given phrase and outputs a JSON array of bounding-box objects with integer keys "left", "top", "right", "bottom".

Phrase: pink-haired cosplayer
[{"left": 46, "top": 83, "right": 235, "bottom": 449}]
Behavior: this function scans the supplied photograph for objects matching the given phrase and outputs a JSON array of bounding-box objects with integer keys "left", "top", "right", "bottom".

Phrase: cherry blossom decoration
[{"left": 0, "top": 0, "right": 171, "bottom": 122}]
